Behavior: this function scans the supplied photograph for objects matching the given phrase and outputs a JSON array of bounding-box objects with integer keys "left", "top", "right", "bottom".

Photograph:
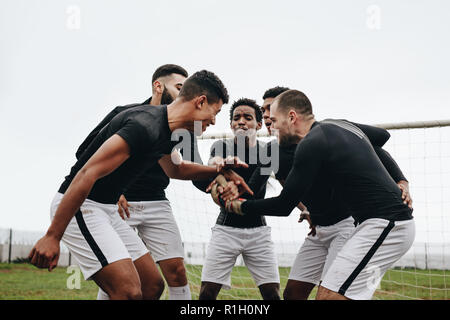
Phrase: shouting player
[
  {"left": 76, "top": 64, "right": 194, "bottom": 299},
  {"left": 29, "top": 70, "right": 252, "bottom": 300}
]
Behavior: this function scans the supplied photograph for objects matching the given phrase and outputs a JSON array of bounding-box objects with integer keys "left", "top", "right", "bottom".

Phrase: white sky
[{"left": 0, "top": 0, "right": 449, "bottom": 232}]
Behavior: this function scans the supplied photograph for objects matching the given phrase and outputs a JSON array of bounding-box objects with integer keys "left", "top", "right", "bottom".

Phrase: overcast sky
[{"left": 1, "top": 0, "right": 449, "bottom": 232}]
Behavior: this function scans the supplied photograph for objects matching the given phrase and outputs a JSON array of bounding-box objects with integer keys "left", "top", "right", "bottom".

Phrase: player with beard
[
  {"left": 75, "top": 64, "right": 195, "bottom": 300},
  {"left": 194, "top": 98, "right": 280, "bottom": 300},
  {"left": 213, "top": 90, "right": 415, "bottom": 300},
  {"left": 260, "top": 86, "right": 411, "bottom": 299},
  {"left": 29, "top": 70, "right": 252, "bottom": 300}
]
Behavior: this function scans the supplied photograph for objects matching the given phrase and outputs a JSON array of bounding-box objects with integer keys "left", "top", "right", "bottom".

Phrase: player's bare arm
[
  {"left": 28, "top": 134, "right": 131, "bottom": 271},
  {"left": 158, "top": 153, "right": 253, "bottom": 197}
]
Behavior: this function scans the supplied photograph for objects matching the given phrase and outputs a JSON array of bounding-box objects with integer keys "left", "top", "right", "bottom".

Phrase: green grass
[{"left": 0, "top": 263, "right": 448, "bottom": 300}]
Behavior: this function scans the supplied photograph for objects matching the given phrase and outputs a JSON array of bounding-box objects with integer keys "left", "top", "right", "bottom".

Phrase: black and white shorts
[
  {"left": 321, "top": 218, "right": 415, "bottom": 300},
  {"left": 50, "top": 193, "right": 148, "bottom": 280},
  {"left": 201, "top": 224, "right": 280, "bottom": 289},
  {"left": 125, "top": 200, "right": 184, "bottom": 262},
  {"left": 288, "top": 216, "right": 355, "bottom": 285}
]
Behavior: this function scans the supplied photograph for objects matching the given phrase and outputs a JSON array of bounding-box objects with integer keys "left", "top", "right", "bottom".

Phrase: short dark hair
[
  {"left": 262, "top": 86, "right": 290, "bottom": 100},
  {"left": 229, "top": 98, "right": 262, "bottom": 123},
  {"left": 178, "top": 70, "right": 229, "bottom": 104},
  {"left": 276, "top": 90, "right": 313, "bottom": 115},
  {"left": 152, "top": 64, "right": 188, "bottom": 83}
]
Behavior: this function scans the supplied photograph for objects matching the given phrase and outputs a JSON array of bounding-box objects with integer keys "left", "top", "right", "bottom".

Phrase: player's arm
[
  {"left": 245, "top": 165, "right": 270, "bottom": 199},
  {"left": 29, "top": 134, "right": 131, "bottom": 271},
  {"left": 158, "top": 153, "right": 253, "bottom": 197},
  {"left": 232, "top": 128, "right": 328, "bottom": 216},
  {"left": 278, "top": 178, "right": 307, "bottom": 211},
  {"left": 349, "top": 121, "right": 391, "bottom": 147},
  {"left": 373, "top": 146, "right": 412, "bottom": 208}
]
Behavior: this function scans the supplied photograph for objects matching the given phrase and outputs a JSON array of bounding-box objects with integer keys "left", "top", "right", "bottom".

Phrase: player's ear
[
  {"left": 194, "top": 95, "right": 207, "bottom": 110},
  {"left": 153, "top": 80, "right": 163, "bottom": 95},
  {"left": 289, "top": 110, "right": 297, "bottom": 124},
  {"left": 256, "top": 121, "right": 262, "bottom": 130}
]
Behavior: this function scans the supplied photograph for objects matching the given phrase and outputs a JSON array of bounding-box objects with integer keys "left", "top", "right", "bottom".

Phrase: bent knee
[{"left": 109, "top": 284, "right": 142, "bottom": 300}]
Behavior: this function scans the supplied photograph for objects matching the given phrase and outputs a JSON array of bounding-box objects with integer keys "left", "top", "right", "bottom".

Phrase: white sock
[
  {"left": 97, "top": 287, "right": 110, "bottom": 300},
  {"left": 168, "top": 284, "right": 191, "bottom": 300}
]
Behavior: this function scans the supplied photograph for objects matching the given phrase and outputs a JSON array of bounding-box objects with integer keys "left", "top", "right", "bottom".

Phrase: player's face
[
  {"left": 261, "top": 98, "right": 274, "bottom": 134},
  {"left": 161, "top": 73, "right": 186, "bottom": 104},
  {"left": 270, "top": 101, "right": 297, "bottom": 147},
  {"left": 230, "top": 105, "right": 261, "bottom": 139},
  {"left": 195, "top": 98, "right": 223, "bottom": 133}
]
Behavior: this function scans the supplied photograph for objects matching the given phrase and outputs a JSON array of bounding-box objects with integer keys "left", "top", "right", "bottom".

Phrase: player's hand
[
  {"left": 210, "top": 175, "right": 246, "bottom": 215},
  {"left": 221, "top": 156, "right": 249, "bottom": 171},
  {"left": 209, "top": 156, "right": 249, "bottom": 172},
  {"left": 218, "top": 181, "right": 240, "bottom": 201},
  {"left": 299, "top": 210, "right": 316, "bottom": 236},
  {"left": 397, "top": 180, "right": 413, "bottom": 209},
  {"left": 117, "top": 194, "right": 131, "bottom": 220},
  {"left": 220, "top": 169, "right": 254, "bottom": 197},
  {"left": 28, "top": 234, "right": 60, "bottom": 271}
]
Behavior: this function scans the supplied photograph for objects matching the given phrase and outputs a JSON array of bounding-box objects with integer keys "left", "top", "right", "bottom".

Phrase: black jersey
[
  {"left": 195, "top": 139, "right": 270, "bottom": 228},
  {"left": 75, "top": 98, "right": 201, "bottom": 201},
  {"left": 242, "top": 119, "right": 413, "bottom": 225},
  {"left": 59, "top": 105, "right": 176, "bottom": 204}
]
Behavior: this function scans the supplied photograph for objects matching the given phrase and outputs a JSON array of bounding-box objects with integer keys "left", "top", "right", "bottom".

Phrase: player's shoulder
[
  {"left": 318, "top": 118, "right": 369, "bottom": 139},
  {"left": 121, "top": 104, "right": 166, "bottom": 124}
]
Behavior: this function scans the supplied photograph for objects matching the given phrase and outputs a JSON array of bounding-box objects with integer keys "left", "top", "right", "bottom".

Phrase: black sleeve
[
  {"left": 241, "top": 127, "right": 328, "bottom": 216},
  {"left": 76, "top": 107, "right": 124, "bottom": 159},
  {"left": 246, "top": 166, "right": 271, "bottom": 199},
  {"left": 349, "top": 121, "right": 390, "bottom": 147},
  {"left": 374, "top": 146, "right": 407, "bottom": 182},
  {"left": 115, "top": 120, "right": 149, "bottom": 156}
]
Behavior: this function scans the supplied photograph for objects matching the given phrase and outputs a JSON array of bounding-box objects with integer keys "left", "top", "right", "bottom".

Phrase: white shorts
[
  {"left": 289, "top": 216, "right": 355, "bottom": 285},
  {"left": 321, "top": 218, "right": 415, "bottom": 300},
  {"left": 50, "top": 193, "right": 148, "bottom": 280},
  {"left": 125, "top": 200, "right": 184, "bottom": 262},
  {"left": 201, "top": 224, "right": 280, "bottom": 290}
]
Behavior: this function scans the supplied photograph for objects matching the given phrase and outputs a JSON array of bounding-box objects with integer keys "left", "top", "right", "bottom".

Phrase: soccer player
[
  {"left": 262, "top": 86, "right": 311, "bottom": 222},
  {"left": 261, "top": 86, "right": 290, "bottom": 135},
  {"left": 28, "top": 70, "right": 251, "bottom": 300},
  {"left": 75, "top": 64, "right": 198, "bottom": 300},
  {"left": 276, "top": 137, "right": 412, "bottom": 300},
  {"left": 261, "top": 87, "right": 412, "bottom": 300},
  {"left": 214, "top": 90, "right": 415, "bottom": 300},
  {"left": 195, "top": 98, "right": 281, "bottom": 300}
]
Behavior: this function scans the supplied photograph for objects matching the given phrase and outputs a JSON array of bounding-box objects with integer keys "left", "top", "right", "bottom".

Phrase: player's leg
[
  {"left": 284, "top": 280, "right": 316, "bottom": 300},
  {"left": 283, "top": 232, "right": 328, "bottom": 300},
  {"left": 242, "top": 226, "right": 281, "bottom": 300},
  {"left": 50, "top": 193, "right": 144, "bottom": 300},
  {"left": 92, "top": 258, "right": 142, "bottom": 300},
  {"left": 320, "top": 217, "right": 355, "bottom": 282},
  {"left": 258, "top": 283, "right": 281, "bottom": 300},
  {"left": 319, "top": 218, "right": 415, "bottom": 300},
  {"left": 199, "top": 281, "right": 223, "bottom": 300},
  {"left": 111, "top": 207, "right": 165, "bottom": 300},
  {"left": 97, "top": 203, "right": 146, "bottom": 300},
  {"left": 199, "top": 225, "right": 241, "bottom": 300},
  {"left": 133, "top": 253, "right": 165, "bottom": 299},
  {"left": 158, "top": 258, "right": 191, "bottom": 299},
  {"left": 137, "top": 200, "right": 190, "bottom": 299},
  {"left": 316, "top": 285, "right": 349, "bottom": 300}
]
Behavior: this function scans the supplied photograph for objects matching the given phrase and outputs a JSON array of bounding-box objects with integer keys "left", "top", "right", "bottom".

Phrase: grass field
[{"left": 0, "top": 263, "right": 448, "bottom": 300}]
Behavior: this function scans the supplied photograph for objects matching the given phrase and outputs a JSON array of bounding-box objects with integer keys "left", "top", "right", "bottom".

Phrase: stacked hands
[
  {"left": 208, "top": 174, "right": 246, "bottom": 215},
  {"left": 206, "top": 156, "right": 252, "bottom": 215}
]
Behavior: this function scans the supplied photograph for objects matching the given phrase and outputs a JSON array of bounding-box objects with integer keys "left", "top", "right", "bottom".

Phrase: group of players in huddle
[{"left": 29, "top": 64, "right": 415, "bottom": 300}]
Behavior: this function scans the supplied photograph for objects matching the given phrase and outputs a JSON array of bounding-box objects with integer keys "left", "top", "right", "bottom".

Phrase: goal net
[{"left": 165, "top": 120, "right": 450, "bottom": 300}]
